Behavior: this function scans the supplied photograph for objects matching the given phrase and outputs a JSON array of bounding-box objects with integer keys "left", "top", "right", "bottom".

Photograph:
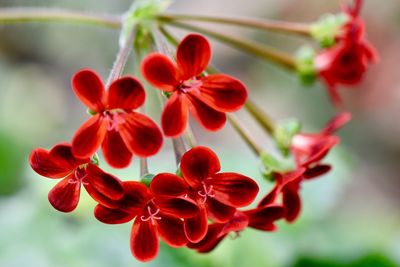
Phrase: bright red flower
[
  {"left": 188, "top": 205, "right": 285, "bottom": 253},
  {"left": 141, "top": 34, "right": 248, "bottom": 137},
  {"left": 94, "top": 174, "right": 199, "bottom": 262},
  {"left": 315, "top": 0, "right": 378, "bottom": 104},
  {"left": 179, "top": 146, "right": 259, "bottom": 243},
  {"left": 71, "top": 69, "right": 163, "bottom": 168},
  {"left": 29, "top": 143, "right": 124, "bottom": 212},
  {"left": 291, "top": 112, "right": 351, "bottom": 178}
]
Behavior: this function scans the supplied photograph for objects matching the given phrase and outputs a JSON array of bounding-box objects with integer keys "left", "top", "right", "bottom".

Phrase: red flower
[
  {"left": 316, "top": 0, "right": 378, "bottom": 104},
  {"left": 29, "top": 143, "right": 124, "bottom": 212},
  {"left": 141, "top": 34, "right": 248, "bottom": 137},
  {"left": 179, "top": 146, "right": 259, "bottom": 243},
  {"left": 291, "top": 112, "right": 351, "bottom": 178},
  {"left": 188, "top": 205, "right": 285, "bottom": 253},
  {"left": 94, "top": 174, "right": 199, "bottom": 262},
  {"left": 71, "top": 69, "right": 163, "bottom": 168}
]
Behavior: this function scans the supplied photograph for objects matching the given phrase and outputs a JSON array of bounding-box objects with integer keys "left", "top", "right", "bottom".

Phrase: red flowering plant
[{"left": 9, "top": 0, "right": 374, "bottom": 263}]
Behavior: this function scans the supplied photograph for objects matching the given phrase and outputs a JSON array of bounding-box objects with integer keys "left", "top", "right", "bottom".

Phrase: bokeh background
[{"left": 0, "top": 0, "right": 399, "bottom": 266}]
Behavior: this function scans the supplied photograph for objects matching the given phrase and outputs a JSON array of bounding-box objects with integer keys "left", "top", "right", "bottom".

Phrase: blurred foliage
[{"left": 293, "top": 254, "right": 398, "bottom": 267}]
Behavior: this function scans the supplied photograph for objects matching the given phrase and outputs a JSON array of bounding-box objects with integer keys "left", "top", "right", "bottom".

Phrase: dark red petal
[
  {"left": 150, "top": 173, "right": 188, "bottom": 197},
  {"left": 304, "top": 164, "right": 332, "bottom": 179},
  {"left": 199, "top": 74, "right": 247, "bottom": 112},
  {"left": 118, "top": 112, "right": 163, "bottom": 157},
  {"left": 184, "top": 207, "right": 208, "bottom": 243},
  {"left": 187, "top": 93, "right": 226, "bottom": 131},
  {"left": 180, "top": 146, "right": 221, "bottom": 188},
  {"left": 219, "top": 211, "right": 249, "bottom": 236},
  {"left": 107, "top": 76, "right": 146, "bottom": 110},
  {"left": 85, "top": 164, "right": 124, "bottom": 200},
  {"left": 245, "top": 205, "right": 285, "bottom": 231},
  {"left": 208, "top": 172, "right": 259, "bottom": 207},
  {"left": 130, "top": 219, "right": 159, "bottom": 262},
  {"left": 71, "top": 69, "right": 105, "bottom": 112},
  {"left": 48, "top": 175, "right": 81, "bottom": 212},
  {"left": 83, "top": 182, "right": 119, "bottom": 209},
  {"left": 283, "top": 188, "right": 302, "bottom": 223},
  {"left": 176, "top": 34, "right": 211, "bottom": 80},
  {"left": 118, "top": 181, "right": 151, "bottom": 213},
  {"left": 72, "top": 114, "right": 107, "bottom": 159},
  {"left": 276, "top": 168, "right": 306, "bottom": 188},
  {"left": 49, "top": 143, "right": 88, "bottom": 168},
  {"left": 257, "top": 186, "right": 279, "bottom": 207},
  {"left": 102, "top": 130, "right": 132, "bottom": 168},
  {"left": 187, "top": 224, "right": 225, "bottom": 253},
  {"left": 154, "top": 197, "right": 199, "bottom": 218},
  {"left": 321, "top": 112, "right": 352, "bottom": 135},
  {"left": 156, "top": 213, "right": 187, "bottom": 247},
  {"left": 141, "top": 53, "right": 179, "bottom": 91},
  {"left": 161, "top": 93, "right": 189, "bottom": 137},
  {"left": 94, "top": 204, "right": 136, "bottom": 224},
  {"left": 206, "top": 198, "right": 236, "bottom": 223},
  {"left": 29, "top": 148, "right": 72, "bottom": 178}
]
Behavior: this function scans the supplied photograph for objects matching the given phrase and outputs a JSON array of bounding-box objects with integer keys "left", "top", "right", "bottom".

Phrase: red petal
[
  {"left": 48, "top": 175, "right": 81, "bottom": 212},
  {"left": 180, "top": 146, "right": 221, "bottom": 188},
  {"left": 72, "top": 114, "right": 107, "bottom": 158},
  {"left": 199, "top": 74, "right": 247, "bottom": 112},
  {"left": 176, "top": 34, "right": 211, "bottom": 80},
  {"left": 117, "top": 181, "right": 151, "bottom": 213},
  {"left": 150, "top": 173, "right": 188, "bottom": 197},
  {"left": 161, "top": 93, "right": 189, "bottom": 137},
  {"left": 184, "top": 207, "right": 208, "bottom": 243},
  {"left": 187, "top": 93, "right": 226, "bottom": 131},
  {"left": 71, "top": 69, "right": 105, "bottom": 112},
  {"left": 187, "top": 224, "right": 225, "bottom": 253},
  {"left": 156, "top": 213, "right": 187, "bottom": 247},
  {"left": 107, "top": 76, "right": 145, "bottom": 110},
  {"left": 206, "top": 198, "right": 236, "bottom": 223},
  {"left": 208, "top": 172, "right": 259, "bottom": 207},
  {"left": 85, "top": 164, "right": 124, "bottom": 200},
  {"left": 283, "top": 187, "right": 302, "bottom": 223},
  {"left": 258, "top": 185, "right": 279, "bottom": 207},
  {"left": 141, "top": 53, "right": 179, "bottom": 92},
  {"left": 321, "top": 112, "right": 352, "bottom": 135},
  {"left": 154, "top": 197, "right": 199, "bottom": 218},
  {"left": 83, "top": 182, "right": 119, "bottom": 209},
  {"left": 118, "top": 112, "right": 163, "bottom": 157},
  {"left": 304, "top": 164, "right": 332, "bottom": 179},
  {"left": 245, "top": 205, "right": 285, "bottom": 231},
  {"left": 30, "top": 147, "right": 73, "bottom": 178},
  {"left": 102, "top": 130, "right": 132, "bottom": 168},
  {"left": 94, "top": 204, "right": 135, "bottom": 224},
  {"left": 130, "top": 219, "right": 159, "bottom": 262},
  {"left": 219, "top": 211, "right": 249, "bottom": 236}
]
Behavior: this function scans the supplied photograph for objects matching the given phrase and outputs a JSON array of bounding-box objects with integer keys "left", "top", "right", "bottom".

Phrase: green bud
[
  {"left": 296, "top": 46, "right": 317, "bottom": 85},
  {"left": 274, "top": 119, "right": 302, "bottom": 157},
  {"left": 87, "top": 108, "right": 97, "bottom": 116},
  {"left": 310, "top": 13, "right": 349, "bottom": 48},
  {"left": 260, "top": 152, "right": 291, "bottom": 181},
  {"left": 140, "top": 173, "right": 155, "bottom": 187}
]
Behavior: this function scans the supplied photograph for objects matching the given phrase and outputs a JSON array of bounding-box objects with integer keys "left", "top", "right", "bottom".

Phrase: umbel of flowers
[{"left": 17, "top": 0, "right": 374, "bottom": 262}]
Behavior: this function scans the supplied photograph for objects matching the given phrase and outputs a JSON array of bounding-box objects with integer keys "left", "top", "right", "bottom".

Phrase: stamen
[
  {"left": 140, "top": 206, "right": 162, "bottom": 224},
  {"left": 197, "top": 184, "right": 215, "bottom": 204},
  {"left": 105, "top": 112, "right": 126, "bottom": 131}
]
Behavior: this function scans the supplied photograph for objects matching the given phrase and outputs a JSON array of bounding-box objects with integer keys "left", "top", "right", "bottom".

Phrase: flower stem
[
  {"left": 0, "top": 7, "right": 121, "bottom": 28},
  {"left": 244, "top": 99, "right": 276, "bottom": 136},
  {"left": 227, "top": 114, "right": 263, "bottom": 156},
  {"left": 140, "top": 158, "right": 149, "bottom": 177},
  {"left": 158, "top": 14, "right": 311, "bottom": 36},
  {"left": 160, "top": 22, "right": 297, "bottom": 70}
]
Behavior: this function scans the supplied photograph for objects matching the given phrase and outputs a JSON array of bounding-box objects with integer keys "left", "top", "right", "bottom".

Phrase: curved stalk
[
  {"left": 228, "top": 114, "right": 263, "bottom": 156},
  {"left": 245, "top": 99, "right": 276, "bottom": 136}
]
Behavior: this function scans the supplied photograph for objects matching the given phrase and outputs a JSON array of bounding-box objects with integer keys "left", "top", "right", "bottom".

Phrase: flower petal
[
  {"left": 150, "top": 173, "right": 188, "bottom": 197},
  {"left": 283, "top": 187, "right": 302, "bottom": 223},
  {"left": 245, "top": 205, "right": 285, "bottom": 231},
  {"left": 117, "top": 181, "right": 151, "bottom": 213},
  {"left": 180, "top": 146, "right": 221, "bottom": 188},
  {"left": 141, "top": 53, "right": 179, "bottom": 92},
  {"left": 102, "top": 130, "right": 132, "bottom": 168},
  {"left": 118, "top": 112, "right": 163, "bottom": 157},
  {"left": 257, "top": 185, "right": 279, "bottom": 207},
  {"left": 94, "top": 204, "right": 136, "bottom": 224},
  {"left": 206, "top": 198, "right": 236, "bottom": 223},
  {"left": 184, "top": 207, "right": 208, "bottom": 243},
  {"left": 321, "top": 112, "right": 352, "bottom": 135},
  {"left": 83, "top": 182, "right": 119, "bottom": 209},
  {"left": 48, "top": 175, "right": 81, "bottom": 212},
  {"left": 130, "top": 219, "right": 159, "bottom": 262},
  {"left": 72, "top": 114, "right": 107, "bottom": 159},
  {"left": 156, "top": 213, "right": 187, "bottom": 247},
  {"left": 304, "top": 164, "right": 331, "bottom": 179},
  {"left": 154, "top": 197, "right": 199, "bottom": 218},
  {"left": 176, "top": 34, "right": 211, "bottom": 80},
  {"left": 199, "top": 74, "right": 247, "bottom": 112},
  {"left": 187, "top": 224, "right": 225, "bottom": 253},
  {"left": 30, "top": 146, "right": 73, "bottom": 178},
  {"left": 107, "top": 76, "right": 146, "bottom": 110},
  {"left": 161, "top": 93, "right": 189, "bottom": 137},
  {"left": 71, "top": 69, "right": 105, "bottom": 112},
  {"left": 187, "top": 93, "right": 226, "bottom": 131},
  {"left": 208, "top": 172, "right": 259, "bottom": 207},
  {"left": 85, "top": 164, "right": 124, "bottom": 200}
]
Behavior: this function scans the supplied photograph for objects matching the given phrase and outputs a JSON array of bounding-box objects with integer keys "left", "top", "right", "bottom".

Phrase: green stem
[
  {"left": 0, "top": 7, "right": 121, "bottom": 28},
  {"left": 227, "top": 114, "right": 263, "bottom": 156},
  {"left": 158, "top": 14, "right": 311, "bottom": 36},
  {"left": 162, "top": 21, "right": 297, "bottom": 70},
  {"left": 245, "top": 99, "right": 276, "bottom": 136}
]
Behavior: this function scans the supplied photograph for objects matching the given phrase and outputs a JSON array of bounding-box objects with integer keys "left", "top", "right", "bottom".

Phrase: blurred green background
[{"left": 0, "top": 0, "right": 399, "bottom": 266}]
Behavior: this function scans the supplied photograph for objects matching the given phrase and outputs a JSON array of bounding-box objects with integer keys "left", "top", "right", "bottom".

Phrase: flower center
[
  {"left": 140, "top": 206, "right": 162, "bottom": 224},
  {"left": 103, "top": 110, "right": 126, "bottom": 131},
  {"left": 197, "top": 183, "right": 215, "bottom": 204},
  {"left": 179, "top": 78, "right": 202, "bottom": 94},
  {"left": 70, "top": 166, "right": 89, "bottom": 185}
]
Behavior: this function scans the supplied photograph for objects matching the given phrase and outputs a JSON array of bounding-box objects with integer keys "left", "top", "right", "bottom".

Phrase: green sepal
[
  {"left": 87, "top": 108, "right": 97, "bottom": 116},
  {"left": 296, "top": 46, "right": 317, "bottom": 86},
  {"left": 310, "top": 13, "right": 349, "bottom": 48},
  {"left": 162, "top": 91, "right": 173, "bottom": 98},
  {"left": 175, "top": 167, "right": 183, "bottom": 178},
  {"left": 260, "top": 152, "right": 292, "bottom": 181},
  {"left": 140, "top": 173, "right": 155, "bottom": 187},
  {"left": 90, "top": 153, "right": 100, "bottom": 166},
  {"left": 274, "top": 119, "right": 302, "bottom": 157}
]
